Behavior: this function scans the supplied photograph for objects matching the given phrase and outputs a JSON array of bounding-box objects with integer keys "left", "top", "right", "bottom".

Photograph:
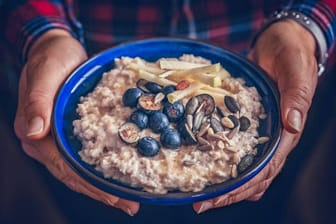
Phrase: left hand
[{"left": 193, "top": 19, "right": 318, "bottom": 213}]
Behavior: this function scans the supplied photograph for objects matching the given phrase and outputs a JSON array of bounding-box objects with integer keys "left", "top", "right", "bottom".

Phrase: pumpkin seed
[
  {"left": 231, "top": 164, "right": 238, "bottom": 178},
  {"left": 207, "top": 133, "right": 227, "bottom": 142},
  {"left": 185, "top": 96, "right": 199, "bottom": 115},
  {"left": 192, "top": 111, "right": 205, "bottom": 132},
  {"left": 136, "top": 79, "right": 150, "bottom": 92},
  {"left": 184, "top": 123, "right": 198, "bottom": 145},
  {"left": 183, "top": 160, "right": 195, "bottom": 166},
  {"left": 154, "top": 92, "right": 165, "bottom": 104},
  {"left": 207, "top": 127, "right": 214, "bottom": 135},
  {"left": 216, "top": 106, "right": 226, "bottom": 118},
  {"left": 224, "top": 95, "right": 240, "bottom": 113},
  {"left": 239, "top": 116, "right": 251, "bottom": 131},
  {"left": 211, "top": 117, "right": 225, "bottom": 133},
  {"left": 186, "top": 114, "right": 193, "bottom": 130},
  {"left": 228, "top": 115, "right": 239, "bottom": 128},
  {"left": 198, "top": 144, "right": 214, "bottom": 151},
  {"left": 197, "top": 136, "right": 210, "bottom": 146},
  {"left": 198, "top": 122, "right": 211, "bottom": 137},
  {"left": 227, "top": 126, "right": 239, "bottom": 139},
  {"left": 257, "top": 136, "right": 270, "bottom": 144},
  {"left": 217, "top": 140, "right": 225, "bottom": 150},
  {"left": 238, "top": 154, "right": 254, "bottom": 173},
  {"left": 221, "top": 116, "right": 235, "bottom": 129}
]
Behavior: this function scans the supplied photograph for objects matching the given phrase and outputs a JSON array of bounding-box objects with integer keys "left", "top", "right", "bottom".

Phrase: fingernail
[
  {"left": 125, "top": 208, "right": 134, "bottom": 216},
  {"left": 196, "top": 201, "right": 213, "bottom": 214},
  {"left": 214, "top": 195, "right": 228, "bottom": 206},
  {"left": 27, "top": 116, "right": 44, "bottom": 136},
  {"left": 287, "top": 109, "right": 302, "bottom": 132}
]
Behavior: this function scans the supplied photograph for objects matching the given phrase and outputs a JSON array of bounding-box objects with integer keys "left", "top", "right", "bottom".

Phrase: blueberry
[
  {"left": 122, "top": 88, "right": 143, "bottom": 107},
  {"left": 129, "top": 110, "right": 148, "bottom": 129},
  {"left": 161, "top": 85, "right": 176, "bottom": 96},
  {"left": 145, "top": 81, "right": 163, "bottom": 94},
  {"left": 149, "top": 111, "right": 169, "bottom": 133},
  {"left": 137, "top": 137, "right": 160, "bottom": 157},
  {"left": 160, "top": 128, "right": 181, "bottom": 149},
  {"left": 163, "top": 102, "right": 184, "bottom": 122}
]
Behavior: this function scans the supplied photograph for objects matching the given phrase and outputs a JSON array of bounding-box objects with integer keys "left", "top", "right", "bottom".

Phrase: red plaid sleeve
[
  {"left": 290, "top": 0, "right": 336, "bottom": 54},
  {"left": 4, "top": 0, "right": 83, "bottom": 62}
]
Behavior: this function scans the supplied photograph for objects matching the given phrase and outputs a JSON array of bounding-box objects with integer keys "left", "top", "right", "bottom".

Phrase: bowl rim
[{"left": 52, "top": 37, "right": 282, "bottom": 205}]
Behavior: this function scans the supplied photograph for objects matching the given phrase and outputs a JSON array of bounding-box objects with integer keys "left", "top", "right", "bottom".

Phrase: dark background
[{"left": 0, "top": 11, "right": 335, "bottom": 223}]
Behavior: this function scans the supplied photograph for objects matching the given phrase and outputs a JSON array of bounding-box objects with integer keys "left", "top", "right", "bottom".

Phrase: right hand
[{"left": 14, "top": 29, "right": 139, "bottom": 216}]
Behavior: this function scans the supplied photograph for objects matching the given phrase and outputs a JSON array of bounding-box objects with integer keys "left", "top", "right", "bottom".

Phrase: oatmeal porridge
[{"left": 73, "top": 55, "right": 268, "bottom": 194}]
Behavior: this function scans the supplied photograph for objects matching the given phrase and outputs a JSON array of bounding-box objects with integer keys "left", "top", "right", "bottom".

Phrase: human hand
[
  {"left": 193, "top": 20, "right": 318, "bottom": 213},
  {"left": 14, "top": 30, "right": 139, "bottom": 216}
]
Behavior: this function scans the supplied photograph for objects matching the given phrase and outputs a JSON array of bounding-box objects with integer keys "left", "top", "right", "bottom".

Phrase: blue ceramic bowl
[{"left": 52, "top": 38, "right": 281, "bottom": 205}]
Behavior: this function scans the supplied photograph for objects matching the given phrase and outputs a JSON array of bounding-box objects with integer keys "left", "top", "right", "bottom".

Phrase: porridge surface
[{"left": 73, "top": 55, "right": 265, "bottom": 194}]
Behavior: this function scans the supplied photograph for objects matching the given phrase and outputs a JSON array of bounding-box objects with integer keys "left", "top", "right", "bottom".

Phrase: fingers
[
  {"left": 274, "top": 49, "right": 318, "bottom": 134},
  {"left": 247, "top": 191, "right": 265, "bottom": 201},
  {"left": 193, "top": 131, "right": 295, "bottom": 214},
  {"left": 24, "top": 136, "right": 140, "bottom": 215},
  {"left": 17, "top": 35, "right": 87, "bottom": 140}
]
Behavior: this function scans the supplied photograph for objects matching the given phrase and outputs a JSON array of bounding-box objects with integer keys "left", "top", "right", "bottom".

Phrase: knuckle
[
  {"left": 282, "top": 84, "right": 313, "bottom": 110},
  {"left": 24, "top": 90, "right": 52, "bottom": 115}
]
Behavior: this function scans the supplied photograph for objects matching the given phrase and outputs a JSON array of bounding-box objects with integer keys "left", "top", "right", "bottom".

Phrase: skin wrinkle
[
  {"left": 13, "top": 35, "right": 135, "bottom": 213},
  {"left": 196, "top": 23, "right": 317, "bottom": 208},
  {"left": 13, "top": 16, "right": 321, "bottom": 215}
]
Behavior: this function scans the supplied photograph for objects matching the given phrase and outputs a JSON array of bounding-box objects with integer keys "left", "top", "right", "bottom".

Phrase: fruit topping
[
  {"left": 163, "top": 101, "right": 185, "bottom": 122},
  {"left": 129, "top": 110, "right": 149, "bottom": 129},
  {"left": 145, "top": 81, "right": 163, "bottom": 94},
  {"left": 196, "top": 94, "right": 215, "bottom": 115},
  {"left": 161, "top": 85, "right": 176, "bottom": 96},
  {"left": 138, "top": 94, "right": 163, "bottom": 114},
  {"left": 118, "top": 122, "right": 140, "bottom": 144},
  {"left": 160, "top": 128, "right": 182, "bottom": 149},
  {"left": 148, "top": 111, "right": 170, "bottom": 133},
  {"left": 137, "top": 137, "right": 160, "bottom": 157},
  {"left": 122, "top": 87, "right": 143, "bottom": 107}
]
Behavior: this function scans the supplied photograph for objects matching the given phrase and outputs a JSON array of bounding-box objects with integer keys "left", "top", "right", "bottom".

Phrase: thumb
[
  {"left": 275, "top": 53, "right": 317, "bottom": 133},
  {"left": 23, "top": 58, "right": 67, "bottom": 139},
  {"left": 22, "top": 36, "right": 87, "bottom": 139}
]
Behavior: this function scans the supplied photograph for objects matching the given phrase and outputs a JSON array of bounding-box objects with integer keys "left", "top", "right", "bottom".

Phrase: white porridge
[{"left": 73, "top": 55, "right": 267, "bottom": 194}]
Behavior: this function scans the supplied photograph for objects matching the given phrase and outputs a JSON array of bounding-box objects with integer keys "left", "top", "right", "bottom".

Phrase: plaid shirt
[{"left": 3, "top": 0, "right": 336, "bottom": 62}]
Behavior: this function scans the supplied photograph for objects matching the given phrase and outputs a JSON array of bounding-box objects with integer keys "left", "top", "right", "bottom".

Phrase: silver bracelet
[{"left": 251, "top": 10, "right": 328, "bottom": 75}]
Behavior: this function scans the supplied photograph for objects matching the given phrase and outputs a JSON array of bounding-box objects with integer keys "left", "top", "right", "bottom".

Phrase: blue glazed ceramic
[{"left": 52, "top": 38, "right": 281, "bottom": 205}]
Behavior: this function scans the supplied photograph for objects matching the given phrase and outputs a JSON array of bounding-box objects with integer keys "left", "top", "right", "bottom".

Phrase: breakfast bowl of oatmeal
[{"left": 52, "top": 38, "right": 281, "bottom": 204}]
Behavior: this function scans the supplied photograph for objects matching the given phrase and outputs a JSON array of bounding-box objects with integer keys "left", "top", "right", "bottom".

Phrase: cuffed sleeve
[
  {"left": 4, "top": 0, "right": 83, "bottom": 62},
  {"left": 289, "top": 0, "right": 336, "bottom": 53}
]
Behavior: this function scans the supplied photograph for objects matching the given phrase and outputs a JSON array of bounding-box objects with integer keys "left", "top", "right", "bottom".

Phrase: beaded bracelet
[{"left": 250, "top": 10, "right": 328, "bottom": 75}]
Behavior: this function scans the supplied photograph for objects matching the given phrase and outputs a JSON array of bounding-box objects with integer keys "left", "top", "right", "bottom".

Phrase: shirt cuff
[
  {"left": 289, "top": 1, "right": 336, "bottom": 54},
  {"left": 18, "top": 16, "right": 80, "bottom": 62}
]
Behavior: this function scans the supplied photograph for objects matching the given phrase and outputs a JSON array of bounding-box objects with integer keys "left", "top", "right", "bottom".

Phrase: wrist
[
  {"left": 270, "top": 19, "right": 316, "bottom": 55},
  {"left": 251, "top": 10, "right": 328, "bottom": 75},
  {"left": 28, "top": 29, "right": 73, "bottom": 58}
]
